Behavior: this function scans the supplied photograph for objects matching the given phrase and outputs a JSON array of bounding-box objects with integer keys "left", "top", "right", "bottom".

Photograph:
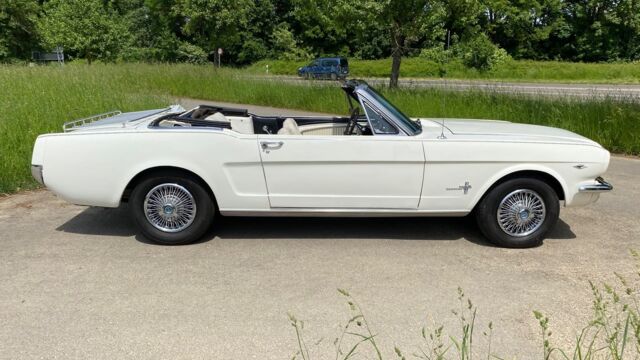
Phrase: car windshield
[{"left": 364, "top": 86, "right": 422, "bottom": 135}]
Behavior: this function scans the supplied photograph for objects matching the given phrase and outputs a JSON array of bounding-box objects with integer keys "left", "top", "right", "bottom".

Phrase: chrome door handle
[{"left": 260, "top": 141, "right": 284, "bottom": 151}]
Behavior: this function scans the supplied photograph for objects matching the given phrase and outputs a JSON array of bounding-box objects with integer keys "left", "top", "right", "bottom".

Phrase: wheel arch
[
  {"left": 470, "top": 167, "right": 566, "bottom": 211},
  {"left": 120, "top": 166, "right": 218, "bottom": 208}
]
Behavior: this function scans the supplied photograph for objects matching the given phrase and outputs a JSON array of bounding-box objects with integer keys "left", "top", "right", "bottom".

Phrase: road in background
[
  {"left": 246, "top": 75, "right": 640, "bottom": 100},
  {"left": 1, "top": 102, "right": 638, "bottom": 359}
]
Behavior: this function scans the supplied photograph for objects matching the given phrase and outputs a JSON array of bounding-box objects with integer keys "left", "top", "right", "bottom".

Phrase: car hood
[{"left": 422, "top": 118, "right": 600, "bottom": 146}]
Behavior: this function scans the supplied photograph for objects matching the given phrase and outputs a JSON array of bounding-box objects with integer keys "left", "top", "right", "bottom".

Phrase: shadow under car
[{"left": 56, "top": 205, "right": 577, "bottom": 247}]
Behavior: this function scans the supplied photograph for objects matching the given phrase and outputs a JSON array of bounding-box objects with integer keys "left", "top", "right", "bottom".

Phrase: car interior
[{"left": 151, "top": 104, "right": 374, "bottom": 136}]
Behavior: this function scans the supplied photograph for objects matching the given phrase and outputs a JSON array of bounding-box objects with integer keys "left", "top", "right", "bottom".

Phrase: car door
[
  {"left": 262, "top": 102, "right": 426, "bottom": 210},
  {"left": 310, "top": 60, "right": 321, "bottom": 76},
  {"left": 258, "top": 134, "right": 424, "bottom": 209}
]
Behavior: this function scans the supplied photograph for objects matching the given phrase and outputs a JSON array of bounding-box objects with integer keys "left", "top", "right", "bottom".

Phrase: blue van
[{"left": 297, "top": 57, "right": 349, "bottom": 80}]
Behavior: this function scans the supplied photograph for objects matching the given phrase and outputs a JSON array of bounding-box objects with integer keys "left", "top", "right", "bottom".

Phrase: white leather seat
[
  {"left": 227, "top": 116, "right": 255, "bottom": 134},
  {"left": 277, "top": 118, "right": 301, "bottom": 135},
  {"left": 205, "top": 112, "right": 229, "bottom": 122}
]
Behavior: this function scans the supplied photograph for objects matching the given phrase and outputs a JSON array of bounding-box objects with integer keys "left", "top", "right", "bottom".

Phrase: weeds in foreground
[
  {"left": 289, "top": 251, "right": 640, "bottom": 359},
  {"left": 531, "top": 250, "right": 640, "bottom": 360}
]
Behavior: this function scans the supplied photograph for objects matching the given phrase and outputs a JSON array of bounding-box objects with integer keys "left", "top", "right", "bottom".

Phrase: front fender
[{"left": 468, "top": 164, "right": 569, "bottom": 210}]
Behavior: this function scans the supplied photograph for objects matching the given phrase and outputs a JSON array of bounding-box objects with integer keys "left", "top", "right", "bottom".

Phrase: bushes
[
  {"left": 420, "top": 34, "right": 512, "bottom": 72},
  {"left": 271, "top": 23, "right": 312, "bottom": 61},
  {"left": 459, "top": 34, "right": 512, "bottom": 71},
  {"left": 175, "top": 42, "right": 208, "bottom": 64}
]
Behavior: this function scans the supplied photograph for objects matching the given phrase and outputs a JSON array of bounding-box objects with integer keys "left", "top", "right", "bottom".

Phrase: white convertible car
[{"left": 31, "top": 80, "right": 612, "bottom": 248}]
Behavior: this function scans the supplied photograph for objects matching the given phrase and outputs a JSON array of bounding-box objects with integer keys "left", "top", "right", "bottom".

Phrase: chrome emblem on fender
[{"left": 447, "top": 181, "right": 472, "bottom": 194}]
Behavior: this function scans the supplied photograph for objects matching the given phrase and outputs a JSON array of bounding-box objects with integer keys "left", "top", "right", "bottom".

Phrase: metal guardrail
[
  {"left": 62, "top": 111, "right": 122, "bottom": 132},
  {"left": 32, "top": 46, "right": 65, "bottom": 64}
]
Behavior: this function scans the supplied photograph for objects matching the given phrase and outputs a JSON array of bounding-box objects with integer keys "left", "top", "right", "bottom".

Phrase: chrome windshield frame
[{"left": 354, "top": 85, "right": 421, "bottom": 136}]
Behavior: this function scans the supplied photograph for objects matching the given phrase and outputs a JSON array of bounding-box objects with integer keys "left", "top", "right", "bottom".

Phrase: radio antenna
[{"left": 438, "top": 30, "right": 450, "bottom": 140}]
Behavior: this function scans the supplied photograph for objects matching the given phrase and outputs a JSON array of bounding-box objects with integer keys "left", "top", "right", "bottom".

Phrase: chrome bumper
[
  {"left": 579, "top": 177, "right": 613, "bottom": 193},
  {"left": 31, "top": 165, "right": 44, "bottom": 185}
]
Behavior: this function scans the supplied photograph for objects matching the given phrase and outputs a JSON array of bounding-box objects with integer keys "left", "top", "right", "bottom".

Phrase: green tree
[
  {"left": 440, "top": 0, "right": 483, "bottom": 47},
  {"left": 338, "top": 0, "right": 440, "bottom": 87},
  {"left": 38, "top": 0, "right": 126, "bottom": 63},
  {"left": 173, "top": 0, "right": 276, "bottom": 64},
  {"left": 0, "top": 0, "right": 40, "bottom": 61},
  {"left": 270, "top": 22, "right": 311, "bottom": 60},
  {"left": 614, "top": 0, "right": 640, "bottom": 60},
  {"left": 386, "top": 0, "right": 439, "bottom": 87},
  {"left": 559, "top": 0, "right": 640, "bottom": 61},
  {"left": 112, "top": 0, "right": 188, "bottom": 62},
  {"left": 482, "top": 0, "right": 565, "bottom": 59},
  {"left": 287, "top": 0, "right": 350, "bottom": 57},
  {"left": 332, "top": 0, "right": 391, "bottom": 60}
]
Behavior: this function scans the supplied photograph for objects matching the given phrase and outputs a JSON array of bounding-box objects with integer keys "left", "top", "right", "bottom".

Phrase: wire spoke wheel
[
  {"left": 143, "top": 183, "right": 197, "bottom": 233},
  {"left": 496, "top": 189, "right": 546, "bottom": 237}
]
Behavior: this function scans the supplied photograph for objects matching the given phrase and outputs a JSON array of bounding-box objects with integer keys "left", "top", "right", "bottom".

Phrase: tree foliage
[
  {"left": 38, "top": 0, "right": 126, "bottom": 63},
  {"left": 1, "top": 0, "right": 639, "bottom": 65},
  {"left": 0, "top": 0, "right": 40, "bottom": 60}
]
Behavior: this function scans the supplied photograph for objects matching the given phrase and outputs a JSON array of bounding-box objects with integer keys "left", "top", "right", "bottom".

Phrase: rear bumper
[
  {"left": 31, "top": 165, "right": 44, "bottom": 186},
  {"left": 579, "top": 176, "right": 613, "bottom": 193}
]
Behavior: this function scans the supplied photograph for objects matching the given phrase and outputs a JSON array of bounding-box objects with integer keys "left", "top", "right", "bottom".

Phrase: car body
[
  {"left": 31, "top": 80, "right": 612, "bottom": 247},
  {"left": 297, "top": 57, "right": 349, "bottom": 80}
]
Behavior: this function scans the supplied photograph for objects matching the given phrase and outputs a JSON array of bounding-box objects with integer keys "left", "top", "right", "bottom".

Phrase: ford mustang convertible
[{"left": 31, "top": 80, "right": 612, "bottom": 247}]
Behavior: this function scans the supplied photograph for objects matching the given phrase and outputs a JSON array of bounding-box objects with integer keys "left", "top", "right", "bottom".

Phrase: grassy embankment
[
  {"left": 1, "top": 63, "right": 639, "bottom": 194},
  {"left": 250, "top": 58, "right": 640, "bottom": 84}
]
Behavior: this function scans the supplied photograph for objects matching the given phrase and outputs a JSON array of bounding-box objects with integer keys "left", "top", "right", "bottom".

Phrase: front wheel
[
  {"left": 475, "top": 178, "right": 559, "bottom": 248},
  {"left": 130, "top": 173, "right": 215, "bottom": 245}
]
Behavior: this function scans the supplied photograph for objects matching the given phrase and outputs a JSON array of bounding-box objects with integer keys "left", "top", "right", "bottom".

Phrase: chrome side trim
[
  {"left": 579, "top": 177, "right": 613, "bottom": 193},
  {"left": 31, "top": 165, "right": 44, "bottom": 185},
  {"left": 220, "top": 209, "right": 469, "bottom": 217}
]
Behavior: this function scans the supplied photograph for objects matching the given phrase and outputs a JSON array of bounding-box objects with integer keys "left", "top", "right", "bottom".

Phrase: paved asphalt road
[
  {"left": 249, "top": 75, "right": 640, "bottom": 99},
  {"left": 1, "top": 102, "right": 639, "bottom": 359}
]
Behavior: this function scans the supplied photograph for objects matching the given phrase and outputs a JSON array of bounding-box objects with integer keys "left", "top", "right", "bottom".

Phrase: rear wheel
[
  {"left": 330, "top": 73, "right": 338, "bottom": 80},
  {"left": 130, "top": 173, "right": 215, "bottom": 245},
  {"left": 475, "top": 178, "right": 559, "bottom": 248}
]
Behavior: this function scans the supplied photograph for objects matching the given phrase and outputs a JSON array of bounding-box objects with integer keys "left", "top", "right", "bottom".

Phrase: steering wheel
[{"left": 344, "top": 107, "right": 363, "bottom": 135}]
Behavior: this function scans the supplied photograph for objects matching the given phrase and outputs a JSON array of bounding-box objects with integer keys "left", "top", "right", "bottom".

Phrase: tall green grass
[
  {"left": 1, "top": 63, "right": 639, "bottom": 194},
  {"left": 250, "top": 58, "right": 640, "bottom": 84},
  {"left": 0, "top": 64, "right": 171, "bottom": 193}
]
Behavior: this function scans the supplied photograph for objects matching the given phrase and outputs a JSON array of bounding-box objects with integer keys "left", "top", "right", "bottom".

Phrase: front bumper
[{"left": 579, "top": 176, "right": 613, "bottom": 193}]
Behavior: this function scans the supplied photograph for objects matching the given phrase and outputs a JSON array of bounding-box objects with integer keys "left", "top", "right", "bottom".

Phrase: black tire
[
  {"left": 130, "top": 172, "right": 215, "bottom": 245},
  {"left": 330, "top": 73, "right": 337, "bottom": 80},
  {"left": 475, "top": 177, "right": 559, "bottom": 248}
]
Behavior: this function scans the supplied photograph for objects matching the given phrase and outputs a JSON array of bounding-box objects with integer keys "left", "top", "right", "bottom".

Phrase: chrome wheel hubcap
[
  {"left": 144, "top": 183, "right": 196, "bottom": 233},
  {"left": 497, "top": 189, "right": 546, "bottom": 237}
]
